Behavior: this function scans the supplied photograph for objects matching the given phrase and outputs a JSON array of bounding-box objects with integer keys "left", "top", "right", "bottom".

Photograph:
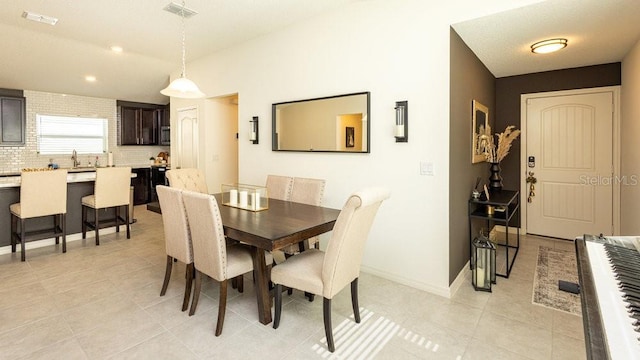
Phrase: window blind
[{"left": 37, "top": 115, "right": 107, "bottom": 155}]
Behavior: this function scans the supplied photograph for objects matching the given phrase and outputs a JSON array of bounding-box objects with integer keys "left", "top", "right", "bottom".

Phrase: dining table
[{"left": 212, "top": 193, "right": 341, "bottom": 325}]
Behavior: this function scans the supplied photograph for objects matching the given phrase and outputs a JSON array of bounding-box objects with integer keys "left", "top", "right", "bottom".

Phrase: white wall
[
  {"left": 167, "top": 0, "right": 541, "bottom": 296},
  {"left": 621, "top": 38, "right": 640, "bottom": 234}
]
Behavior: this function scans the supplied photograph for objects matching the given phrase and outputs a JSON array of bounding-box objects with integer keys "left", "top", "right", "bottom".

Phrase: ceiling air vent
[{"left": 163, "top": 2, "right": 198, "bottom": 19}]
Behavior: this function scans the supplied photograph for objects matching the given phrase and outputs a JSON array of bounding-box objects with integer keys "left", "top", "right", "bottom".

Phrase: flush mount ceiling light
[
  {"left": 22, "top": 11, "right": 58, "bottom": 25},
  {"left": 531, "top": 38, "right": 568, "bottom": 54},
  {"left": 160, "top": 1, "right": 205, "bottom": 99},
  {"left": 110, "top": 46, "right": 123, "bottom": 53}
]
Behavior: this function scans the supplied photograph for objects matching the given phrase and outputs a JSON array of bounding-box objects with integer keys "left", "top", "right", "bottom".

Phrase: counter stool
[
  {"left": 10, "top": 169, "right": 68, "bottom": 261},
  {"left": 82, "top": 167, "right": 132, "bottom": 245}
]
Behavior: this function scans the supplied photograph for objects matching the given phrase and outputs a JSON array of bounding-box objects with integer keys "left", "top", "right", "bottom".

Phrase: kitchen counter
[{"left": 0, "top": 169, "right": 138, "bottom": 188}]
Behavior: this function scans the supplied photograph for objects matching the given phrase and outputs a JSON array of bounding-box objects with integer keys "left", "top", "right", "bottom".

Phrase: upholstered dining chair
[
  {"left": 287, "top": 177, "right": 326, "bottom": 252},
  {"left": 166, "top": 168, "right": 208, "bottom": 194},
  {"left": 181, "top": 190, "right": 273, "bottom": 336},
  {"left": 271, "top": 187, "right": 390, "bottom": 353},
  {"left": 10, "top": 169, "right": 68, "bottom": 261},
  {"left": 156, "top": 185, "right": 194, "bottom": 312},
  {"left": 265, "top": 174, "right": 293, "bottom": 201},
  {"left": 81, "top": 167, "right": 131, "bottom": 245}
]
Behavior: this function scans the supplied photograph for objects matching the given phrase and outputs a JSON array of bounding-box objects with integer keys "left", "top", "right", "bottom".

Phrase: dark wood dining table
[{"left": 212, "top": 193, "right": 341, "bottom": 325}]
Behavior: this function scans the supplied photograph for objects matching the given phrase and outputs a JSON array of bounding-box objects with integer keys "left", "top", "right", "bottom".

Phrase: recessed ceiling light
[
  {"left": 85, "top": 75, "right": 97, "bottom": 82},
  {"left": 110, "top": 46, "right": 123, "bottom": 53},
  {"left": 531, "top": 38, "right": 568, "bottom": 54},
  {"left": 22, "top": 11, "right": 58, "bottom": 26}
]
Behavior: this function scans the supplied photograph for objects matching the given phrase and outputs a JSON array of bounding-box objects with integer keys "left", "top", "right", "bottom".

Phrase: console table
[{"left": 468, "top": 189, "right": 520, "bottom": 278}]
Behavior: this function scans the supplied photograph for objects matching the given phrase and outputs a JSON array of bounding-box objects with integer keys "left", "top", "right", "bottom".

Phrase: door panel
[{"left": 527, "top": 92, "right": 613, "bottom": 239}]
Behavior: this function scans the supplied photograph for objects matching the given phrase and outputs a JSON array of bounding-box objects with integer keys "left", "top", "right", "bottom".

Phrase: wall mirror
[
  {"left": 472, "top": 100, "right": 490, "bottom": 164},
  {"left": 272, "top": 92, "right": 370, "bottom": 153}
]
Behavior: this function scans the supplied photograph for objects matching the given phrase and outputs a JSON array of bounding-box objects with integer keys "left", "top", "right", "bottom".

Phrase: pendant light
[{"left": 161, "top": 1, "right": 205, "bottom": 99}]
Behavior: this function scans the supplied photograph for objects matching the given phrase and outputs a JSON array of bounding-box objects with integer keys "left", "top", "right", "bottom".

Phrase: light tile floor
[{"left": 0, "top": 207, "right": 586, "bottom": 359}]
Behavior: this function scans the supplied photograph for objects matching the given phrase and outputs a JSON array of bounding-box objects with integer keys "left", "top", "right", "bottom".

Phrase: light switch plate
[{"left": 420, "top": 161, "right": 434, "bottom": 176}]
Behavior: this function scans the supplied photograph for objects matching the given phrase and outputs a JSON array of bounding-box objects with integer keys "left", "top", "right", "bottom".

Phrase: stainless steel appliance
[{"left": 160, "top": 126, "right": 170, "bottom": 145}]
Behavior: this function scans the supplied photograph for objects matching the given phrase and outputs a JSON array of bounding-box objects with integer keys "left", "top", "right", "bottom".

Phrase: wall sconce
[
  {"left": 250, "top": 116, "right": 259, "bottom": 144},
  {"left": 394, "top": 101, "right": 408, "bottom": 142}
]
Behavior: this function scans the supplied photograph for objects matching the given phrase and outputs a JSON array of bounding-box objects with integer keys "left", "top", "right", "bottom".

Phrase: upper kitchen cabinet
[
  {"left": 118, "top": 101, "right": 166, "bottom": 146},
  {"left": 0, "top": 96, "right": 26, "bottom": 146}
]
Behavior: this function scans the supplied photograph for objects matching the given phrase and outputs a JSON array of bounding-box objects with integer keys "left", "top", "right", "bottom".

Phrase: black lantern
[{"left": 472, "top": 231, "right": 496, "bottom": 291}]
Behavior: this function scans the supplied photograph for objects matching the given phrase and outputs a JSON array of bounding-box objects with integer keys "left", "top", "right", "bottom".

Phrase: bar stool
[
  {"left": 10, "top": 169, "right": 68, "bottom": 261},
  {"left": 81, "top": 167, "right": 132, "bottom": 245}
]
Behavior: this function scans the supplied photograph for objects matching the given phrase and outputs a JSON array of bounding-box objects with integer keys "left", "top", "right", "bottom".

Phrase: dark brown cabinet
[
  {"left": 131, "top": 168, "right": 151, "bottom": 205},
  {"left": 0, "top": 96, "right": 25, "bottom": 145},
  {"left": 120, "top": 107, "right": 157, "bottom": 145}
]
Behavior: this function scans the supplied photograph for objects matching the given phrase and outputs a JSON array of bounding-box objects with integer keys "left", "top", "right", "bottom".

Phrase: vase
[{"left": 488, "top": 162, "right": 503, "bottom": 192}]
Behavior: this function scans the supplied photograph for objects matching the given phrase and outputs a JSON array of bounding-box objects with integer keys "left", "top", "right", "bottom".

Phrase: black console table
[{"left": 468, "top": 190, "right": 520, "bottom": 278}]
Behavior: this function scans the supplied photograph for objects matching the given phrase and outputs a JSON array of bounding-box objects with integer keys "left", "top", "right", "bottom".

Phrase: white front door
[
  {"left": 177, "top": 106, "right": 198, "bottom": 169},
  {"left": 525, "top": 90, "right": 614, "bottom": 239}
]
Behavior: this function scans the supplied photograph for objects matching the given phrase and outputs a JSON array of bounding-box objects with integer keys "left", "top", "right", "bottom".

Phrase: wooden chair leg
[
  {"left": 351, "top": 278, "right": 360, "bottom": 323},
  {"left": 237, "top": 275, "right": 244, "bottom": 293},
  {"left": 125, "top": 204, "right": 130, "bottom": 239},
  {"left": 94, "top": 208, "right": 100, "bottom": 246},
  {"left": 81, "top": 205, "right": 87, "bottom": 239},
  {"left": 61, "top": 213, "right": 67, "bottom": 253},
  {"left": 182, "top": 263, "right": 194, "bottom": 312},
  {"left": 115, "top": 206, "right": 120, "bottom": 233},
  {"left": 10, "top": 213, "right": 16, "bottom": 253},
  {"left": 215, "top": 279, "right": 228, "bottom": 336},
  {"left": 160, "top": 255, "right": 173, "bottom": 296},
  {"left": 189, "top": 270, "right": 202, "bottom": 316},
  {"left": 323, "top": 297, "right": 335, "bottom": 352},
  {"left": 54, "top": 214, "right": 60, "bottom": 244},
  {"left": 273, "top": 284, "right": 282, "bottom": 329},
  {"left": 20, "top": 219, "right": 26, "bottom": 262}
]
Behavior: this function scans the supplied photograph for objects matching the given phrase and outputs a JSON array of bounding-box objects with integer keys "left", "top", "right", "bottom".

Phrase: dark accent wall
[
  {"left": 449, "top": 28, "right": 496, "bottom": 285},
  {"left": 495, "top": 63, "right": 621, "bottom": 223}
]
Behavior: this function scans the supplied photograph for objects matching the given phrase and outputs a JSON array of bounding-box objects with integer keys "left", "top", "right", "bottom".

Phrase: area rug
[{"left": 532, "top": 245, "right": 581, "bottom": 315}]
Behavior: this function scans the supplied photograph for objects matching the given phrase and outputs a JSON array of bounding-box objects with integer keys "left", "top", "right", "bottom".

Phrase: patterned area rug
[{"left": 532, "top": 246, "right": 581, "bottom": 315}]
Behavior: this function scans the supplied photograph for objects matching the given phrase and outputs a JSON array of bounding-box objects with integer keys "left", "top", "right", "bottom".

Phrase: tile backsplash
[{"left": 0, "top": 90, "right": 168, "bottom": 174}]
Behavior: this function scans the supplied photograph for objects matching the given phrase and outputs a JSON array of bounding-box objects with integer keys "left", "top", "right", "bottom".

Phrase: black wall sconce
[
  {"left": 394, "top": 101, "right": 408, "bottom": 142},
  {"left": 250, "top": 116, "right": 259, "bottom": 144}
]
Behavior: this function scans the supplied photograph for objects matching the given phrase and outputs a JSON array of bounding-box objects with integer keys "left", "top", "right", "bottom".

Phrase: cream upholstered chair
[
  {"left": 181, "top": 190, "right": 273, "bottom": 336},
  {"left": 271, "top": 187, "right": 390, "bottom": 353},
  {"left": 166, "top": 168, "right": 208, "bottom": 194},
  {"left": 10, "top": 169, "right": 68, "bottom": 261},
  {"left": 156, "top": 185, "right": 194, "bottom": 312},
  {"left": 265, "top": 175, "right": 293, "bottom": 201},
  {"left": 81, "top": 167, "right": 131, "bottom": 245},
  {"left": 287, "top": 177, "right": 326, "bottom": 252},
  {"left": 167, "top": 168, "right": 247, "bottom": 291}
]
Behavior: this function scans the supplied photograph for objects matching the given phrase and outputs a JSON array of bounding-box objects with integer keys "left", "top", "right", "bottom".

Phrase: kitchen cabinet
[
  {"left": 120, "top": 107, "right": 157, "bottom": 145},
  {"left": 0, "top": 96, "right": 25, "bottom": 145},
  {"left": 131, "top": 168, "right": 151, "bottom": 205}
]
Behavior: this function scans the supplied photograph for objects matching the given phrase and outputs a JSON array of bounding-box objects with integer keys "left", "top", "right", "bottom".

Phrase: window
[{"left": 37, "top": 115, "right": 107, "bottom": 155}]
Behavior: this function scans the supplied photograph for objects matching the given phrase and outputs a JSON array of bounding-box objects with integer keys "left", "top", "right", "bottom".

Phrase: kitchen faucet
[{"left": 71, "top": 149, "right": 79, "bottom": 168}]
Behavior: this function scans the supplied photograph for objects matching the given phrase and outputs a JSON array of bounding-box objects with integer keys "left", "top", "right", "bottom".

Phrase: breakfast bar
[{"left": 0, "top": 169, "right": 132, "bottom": 249}]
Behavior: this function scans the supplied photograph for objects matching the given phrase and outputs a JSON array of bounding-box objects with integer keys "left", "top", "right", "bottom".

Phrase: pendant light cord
[{"left": 180, "top": 0, "right": 187, "bottom": 78}]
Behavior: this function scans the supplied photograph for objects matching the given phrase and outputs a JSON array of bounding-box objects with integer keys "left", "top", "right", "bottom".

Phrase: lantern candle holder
[{"left": 472, "top": 232, "right": 496, "bottom": 291}]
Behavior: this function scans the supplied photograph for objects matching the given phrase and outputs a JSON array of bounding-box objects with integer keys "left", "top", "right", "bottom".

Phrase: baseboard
[
  {"left": 360, "top": 264, "right": 451, "bottom": 299},
  {"left": 448, "top": 260, "right": 471, "bottom": 298},
  {"left": 0, "top": 226, "right": 121, "bottom": 255}
]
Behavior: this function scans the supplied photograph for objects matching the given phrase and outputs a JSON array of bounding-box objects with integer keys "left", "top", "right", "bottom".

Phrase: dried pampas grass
[{"left": 485, "top": 125, "right": 520, "bottom": 163}]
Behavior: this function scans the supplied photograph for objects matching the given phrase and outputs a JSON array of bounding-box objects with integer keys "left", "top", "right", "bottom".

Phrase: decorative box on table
[{"left": 221, "top": 184, "right": 269, "bottom": 211}]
